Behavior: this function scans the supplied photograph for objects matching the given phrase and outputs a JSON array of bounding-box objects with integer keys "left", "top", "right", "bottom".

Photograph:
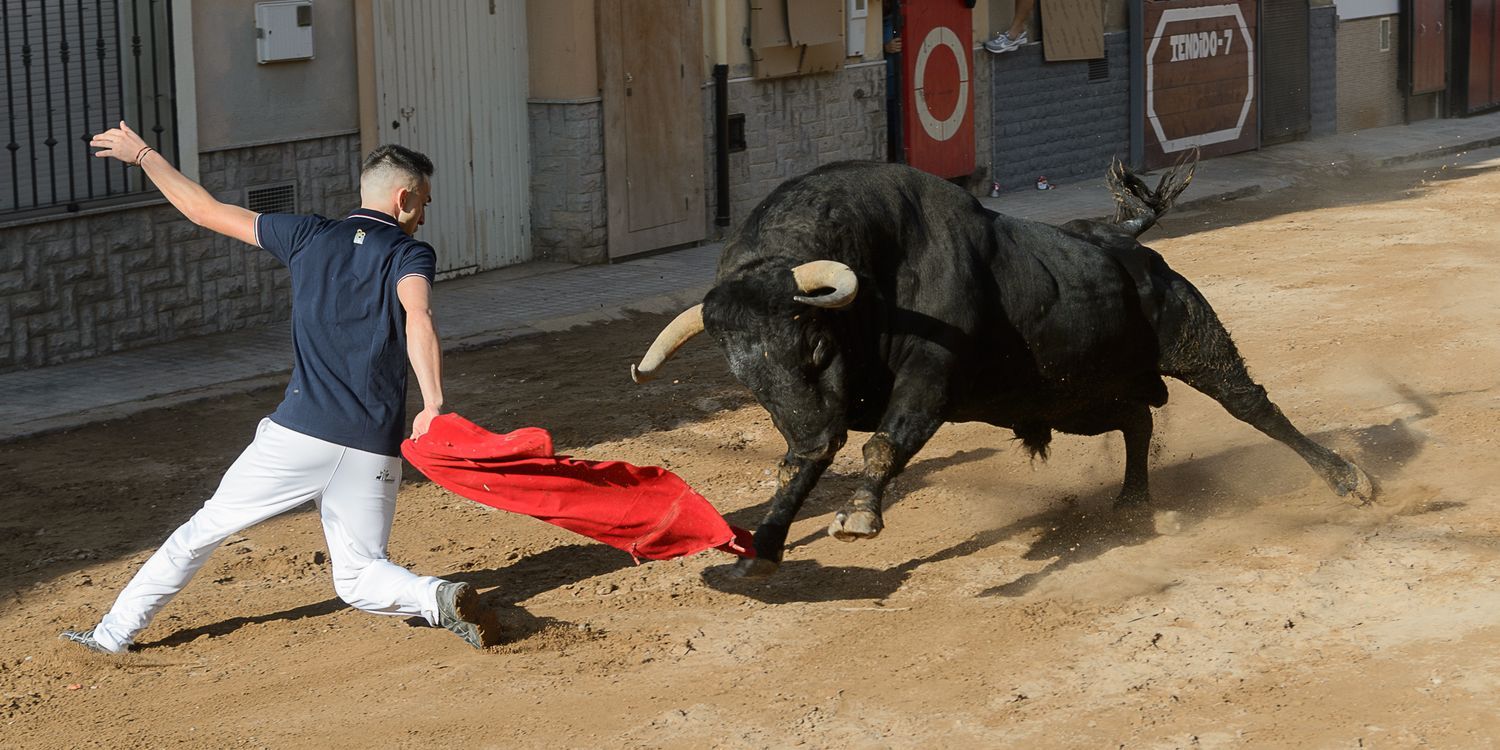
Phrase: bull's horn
[
  {"left": 631, "top": 304, "right": 705, "bottom": 383},
  {"left": 791, "top": 260, "right": 858, "bottom": 309}
]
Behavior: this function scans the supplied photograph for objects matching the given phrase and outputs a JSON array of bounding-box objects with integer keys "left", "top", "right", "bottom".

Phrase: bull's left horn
[
  {"left": 631, "top": 304, "right": 705, "bottom": 383},
  {"left": 791, "top": 260, "right": 858, "bottom": 309}
]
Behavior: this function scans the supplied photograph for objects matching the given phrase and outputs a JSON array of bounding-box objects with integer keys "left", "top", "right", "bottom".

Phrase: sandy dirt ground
[{"left": 5, "top": 151, "right": 1500, "bottom": 749}]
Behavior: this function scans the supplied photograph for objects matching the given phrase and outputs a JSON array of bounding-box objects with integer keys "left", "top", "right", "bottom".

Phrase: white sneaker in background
[{"left": 985, "top": 30, "right": 1028, "bottom": 54}]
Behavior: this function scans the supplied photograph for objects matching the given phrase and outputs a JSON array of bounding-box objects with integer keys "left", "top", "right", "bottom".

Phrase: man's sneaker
[
  {"left": 59, "top": 629, "right": 115, "bottom": 654},
  {"left": 984, "top": 30, "right": 1027, "bottom": 54},
  {"left": 435, "top": 581, "right": 497, "bottom": 650}
]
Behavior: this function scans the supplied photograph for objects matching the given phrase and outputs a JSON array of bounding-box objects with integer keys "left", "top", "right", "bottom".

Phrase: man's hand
[
  {"left": 411, "top": 406, "right": 442, "bottom": 440},
  {"left": 884, "top": 37, "right": 903, "bottom": 54},
  {"left": 90, "top": 121, "right": 151, "bottom": 165}
]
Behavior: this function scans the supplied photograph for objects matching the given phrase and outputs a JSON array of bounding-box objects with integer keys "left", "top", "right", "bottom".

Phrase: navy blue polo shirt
[{"left": 255, "top": 208, "right": 437, "bottom": 457}]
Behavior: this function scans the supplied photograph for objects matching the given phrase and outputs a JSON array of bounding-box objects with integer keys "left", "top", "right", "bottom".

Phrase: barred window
[{"left": 2, "top": 0, "right": 181, "bottom": 221}]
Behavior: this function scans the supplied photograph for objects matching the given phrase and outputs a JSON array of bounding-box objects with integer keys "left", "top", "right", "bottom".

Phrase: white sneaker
[
  {"left": 60, "top": 629, "right": 118, "bottom": 654},
  {"left": 984, "top": 30, "right": 1027, "bottom": 54}
]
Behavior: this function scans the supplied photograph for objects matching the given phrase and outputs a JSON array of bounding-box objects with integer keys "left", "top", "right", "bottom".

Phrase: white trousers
[{"left": 93, "top": 419, "right": 443, "bottom": 652}]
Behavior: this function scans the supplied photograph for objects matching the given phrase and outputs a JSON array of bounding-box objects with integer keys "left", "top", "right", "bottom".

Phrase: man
[
  {"left": 883, "top": 2, "right": 904, "bottom": 163},
  {"left": 60, "top": 122, "right": 497, "bottom": 653}
]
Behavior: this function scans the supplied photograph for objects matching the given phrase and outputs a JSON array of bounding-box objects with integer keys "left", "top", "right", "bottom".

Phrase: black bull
[{"left": 632, "top": 161, "right": 1374, "bottom": 578}]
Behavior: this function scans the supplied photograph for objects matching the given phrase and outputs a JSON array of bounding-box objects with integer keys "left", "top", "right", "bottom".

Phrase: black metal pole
[
  {"left": 60, "top": 0, "right": 77, "bottom": 206},
  {"left": 130, "top": 0, "right": 144, "bottom": 191},
  {"left": 22, "top": 0, "right": 39, "bottom": 207},
  {"left": 164, "top": 0, "right": 177, "bottom": 163},
  {"left": 1128, "top": 0, "right": 1144, "bottom": 168},
  {"left": 106, "top": 0, "right": 121, "bottom": 193},
  {"left": 78, "top": 0, "right": 93, "bottom": 199},
  {"left": 713, "top": 63, "right": 730, "bottom": 228},
  {"left": 3, "top": 0, "right": 21, "bottom": 209},
  {"left": 41, "top": 0, "right": 58, "bottom": 205},
  {"left": 146, "top": 0, "right": 163, "bottom": 148}
]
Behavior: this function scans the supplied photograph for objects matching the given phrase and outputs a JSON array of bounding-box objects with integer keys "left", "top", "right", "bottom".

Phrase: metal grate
[
  {"left": 1087, "top": 57, "right": 1110, "bottom": 82},
  {"left": 3, "top": 0, "right": 181, "bottom": 217},
  {"left": 727, "top": 113, "right": 746, "bottom": 152},
  {"left": 245, "top": 182, "right": 297, "bottom": 214},
  {"left": 1261, "top": 0, "right": 1312, "bottom": 145}
]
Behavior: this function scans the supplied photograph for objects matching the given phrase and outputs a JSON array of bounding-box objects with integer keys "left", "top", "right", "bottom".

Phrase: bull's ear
[{"left": 810, "top": 335, "right": 834, "bottom": 371}]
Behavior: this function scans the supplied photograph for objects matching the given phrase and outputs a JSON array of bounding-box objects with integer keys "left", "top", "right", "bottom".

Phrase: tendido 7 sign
[{"left": 1142, "top": 0, "right": 1259, "bottom": 169}]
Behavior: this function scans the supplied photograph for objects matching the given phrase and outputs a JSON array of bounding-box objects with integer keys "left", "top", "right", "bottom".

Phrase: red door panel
[
  {"left": 1492, "top": 0, "right": 1500, "bottom": 105},
  {"left": 900, "top": 0, "right": 976, "bottom": 179},
  {"left": 1469, "top": 0, "right": 1494, "bottom": 109},
  {"left": 1411, "top": 0, "right": 1447, "bottom": 94}
]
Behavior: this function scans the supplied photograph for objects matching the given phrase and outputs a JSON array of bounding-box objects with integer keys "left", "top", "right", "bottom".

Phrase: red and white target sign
[{"left": 901, "top": 1, "right": 975, "bottom": 179}]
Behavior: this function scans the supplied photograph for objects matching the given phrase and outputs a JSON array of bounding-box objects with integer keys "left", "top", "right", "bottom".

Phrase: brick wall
[
  {"left": 989, "top": 33, "right": 1130, "bottom": 194},
  {"left": 1310, "top": 6, "right": 1338, "bottom": 137},
  {"left": 1336, "top": 15, "right": 1403, "bottom": 132},
  {"left": 0, "top": 133, "right": 360, "bottom": 372},
  {"left": 529, "top": 100, "right": 608, "bottom": 265}
]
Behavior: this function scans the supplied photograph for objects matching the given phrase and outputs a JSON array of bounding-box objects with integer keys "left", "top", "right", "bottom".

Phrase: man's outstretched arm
[
  {"left": 399, "top": 275, "right": 444, "bottom": 440},
  {"left": 90, "top": 121, "right": 258, "bottom": 247}
]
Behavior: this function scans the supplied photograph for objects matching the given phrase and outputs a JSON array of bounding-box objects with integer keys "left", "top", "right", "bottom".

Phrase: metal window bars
[{"left": 2, "top": 0, "right": 179, "bottom": 219}]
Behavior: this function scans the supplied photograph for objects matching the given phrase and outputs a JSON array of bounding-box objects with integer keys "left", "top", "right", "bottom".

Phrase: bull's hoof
[
  {"left": 1112, "top": 488, "right": 1152, "bottom": 509},
  {"left": 731, "top": 556, "right": 781, "bottom": 578},
  {"left": 1335, "top": 462, "right": 1377, "bottom": 506},
  {"left": 701, "top": 556, "right": 780, "bottom": 585},
  {"left": 829, "top": 509, "right": 883, "bottom": 542}
]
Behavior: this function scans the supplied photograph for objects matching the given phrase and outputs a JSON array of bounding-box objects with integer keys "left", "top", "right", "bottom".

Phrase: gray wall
[
  {"left": 0, "top": 134, "right": 360, "bottom": 372},
  {"left": 1310, "top": 5, "right": 1338, "bottom": 137},
  {"left": 990, "top": 33, "right": 1130, "bottom": 193},
  {"left": 192, "top": 0, "right": 358, "bottom": 150},
  {"left": 529, "top": 99, "right": 607, "bottom": 265},
  {"left": 708, "top": 62, "right": 889, "bottom": 235}
]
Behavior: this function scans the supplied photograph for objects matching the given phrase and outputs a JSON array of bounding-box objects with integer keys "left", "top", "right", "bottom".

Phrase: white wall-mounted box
[
  {"left": 847, "top": 0, "right": 869, "bottom": 57},
  {"left": 255, "top": 1, "right": 314, "bottom": 64}
]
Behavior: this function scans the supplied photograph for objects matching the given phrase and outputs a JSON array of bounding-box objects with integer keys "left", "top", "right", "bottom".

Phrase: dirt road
[{"left": 5, "top": 152, "right": 1500, "bottom": 748}]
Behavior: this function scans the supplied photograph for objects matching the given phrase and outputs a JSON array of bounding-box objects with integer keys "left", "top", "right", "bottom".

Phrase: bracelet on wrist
[{"left": 133, "top": 146, "right": 154, "bottom": 166}]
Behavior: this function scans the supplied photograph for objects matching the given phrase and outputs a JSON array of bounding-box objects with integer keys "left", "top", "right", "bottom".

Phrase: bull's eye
[{"left": 810, "top": 336, "right": 833, "bottom": 371}]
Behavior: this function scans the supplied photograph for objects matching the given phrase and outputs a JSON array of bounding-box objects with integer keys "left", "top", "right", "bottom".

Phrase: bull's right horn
[
  {"left": 631, "top": 304, "right": 705, "bottom": 383},
  {"left": 791, "top": 260, "right": 858, "bottom": 309}
]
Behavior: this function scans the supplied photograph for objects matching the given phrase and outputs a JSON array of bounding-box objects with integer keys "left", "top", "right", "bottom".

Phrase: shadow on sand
[{"left": 702, "top": 397, "right": 1433, "bottom": 605}]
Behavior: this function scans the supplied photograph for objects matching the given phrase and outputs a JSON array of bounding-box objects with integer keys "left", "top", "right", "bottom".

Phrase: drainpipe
[{"left": 712, "top": 0, "right": 732, "bottom": 228}]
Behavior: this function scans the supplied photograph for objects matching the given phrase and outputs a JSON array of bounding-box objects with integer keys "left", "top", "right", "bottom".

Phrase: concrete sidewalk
[{"left": 5, "top": 111, "right": 1499, "bottom": 443}]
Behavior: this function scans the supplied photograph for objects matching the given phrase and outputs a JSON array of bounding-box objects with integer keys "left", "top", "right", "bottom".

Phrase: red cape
[{"left": 401, "top": 414, "right": 754, "bottom": 562}]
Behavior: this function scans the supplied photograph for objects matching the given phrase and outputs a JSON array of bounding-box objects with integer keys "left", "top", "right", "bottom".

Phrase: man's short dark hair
[{"left": 360, "top": 144, "right": 435, "bottom": 182}]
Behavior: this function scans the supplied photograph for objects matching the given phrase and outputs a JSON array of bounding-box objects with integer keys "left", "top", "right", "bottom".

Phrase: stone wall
[
  {"left": 989, "top": 34, "right": 1130, "bottom": 193},
  {"left": 707, "top": 62, "right": 889, "bottom": 234},
  {"left": 0, "top": 133, "right": 360, "bottom": 372},
  {"left": 528, "top": 99, "right": 608, "bottom": 264}
]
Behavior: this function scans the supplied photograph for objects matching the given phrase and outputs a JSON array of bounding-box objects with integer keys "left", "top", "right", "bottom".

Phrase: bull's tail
[{"left": 1110, "top": 149, "right": 1198, "bottom": 237}]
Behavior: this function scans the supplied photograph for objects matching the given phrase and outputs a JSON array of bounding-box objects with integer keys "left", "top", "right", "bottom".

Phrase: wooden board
[
  {"left": 1141, "top": 0, "right": 1259, "bottom": 169},
  {"left": 752, "top": 45, "right": 804, "bottom": 78},
  {"left": 788, "top": 0, "right": 844, "bottom": 46},
  {"left": 800, "top": 41, "right": 847, "bottom": 73},
  {"left": 1041, "top": 0, "right": 1105, "bottom": 61},
  {"left": 750, "top": 0, "right": 791, "bottom": 47}
]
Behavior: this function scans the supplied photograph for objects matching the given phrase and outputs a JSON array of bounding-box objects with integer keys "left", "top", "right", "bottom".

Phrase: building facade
[{"left": 3, "top": 0, "right": 1493, "bottom": 373}]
